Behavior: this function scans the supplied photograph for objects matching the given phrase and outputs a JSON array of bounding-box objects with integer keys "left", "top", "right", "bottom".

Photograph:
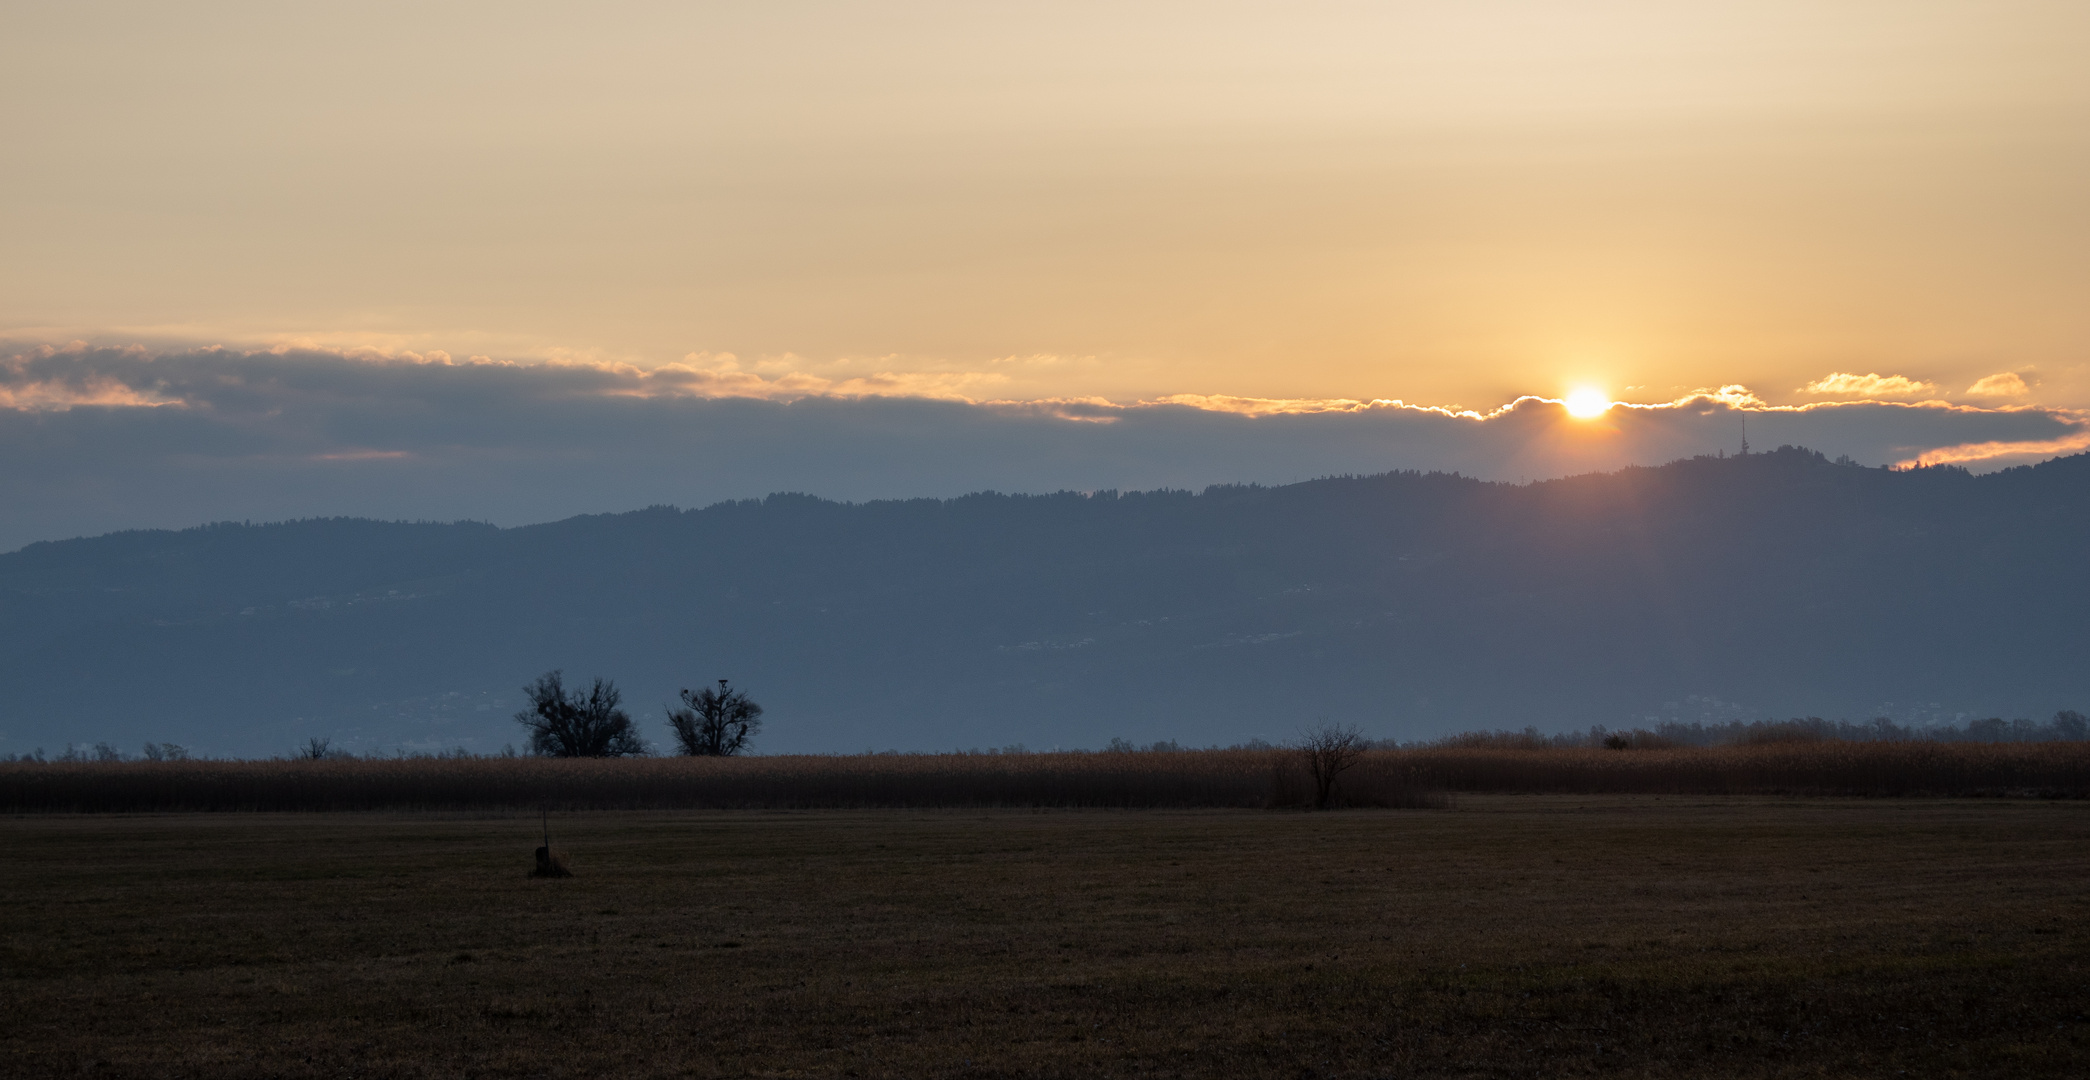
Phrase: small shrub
[{"left": 1299, "top": 723, "right": 1367, "bottom": 809}]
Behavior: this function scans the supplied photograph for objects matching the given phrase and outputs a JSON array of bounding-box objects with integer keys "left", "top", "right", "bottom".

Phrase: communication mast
[{"left": 1739, "top": 413, "right": 1750, "bottom": 456}]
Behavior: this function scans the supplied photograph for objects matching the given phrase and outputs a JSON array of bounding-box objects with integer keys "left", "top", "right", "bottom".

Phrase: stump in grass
[
  {"left": 530, "top": 809, "right": 571, "bottom": 877},
  {"left": 531, "top": 845, "right": 572, "bottom": 878}
]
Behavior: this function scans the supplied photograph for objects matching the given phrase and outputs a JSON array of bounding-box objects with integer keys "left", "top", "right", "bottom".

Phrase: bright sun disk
[{"left": 1563, "top": 389, "right": 1611, "bottom": 419}]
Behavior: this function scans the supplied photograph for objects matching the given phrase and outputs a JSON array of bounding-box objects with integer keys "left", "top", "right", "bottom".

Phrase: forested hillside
[{"left": 4, "top": 447, "right": 2086, "bottom": 756}]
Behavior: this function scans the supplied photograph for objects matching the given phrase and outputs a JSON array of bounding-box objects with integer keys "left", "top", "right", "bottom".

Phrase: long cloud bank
[{"left": 3, "top": 345, "right": 2085, "bottom": 552}]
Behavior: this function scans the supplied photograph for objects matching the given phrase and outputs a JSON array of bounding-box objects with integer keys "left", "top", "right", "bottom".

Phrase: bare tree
[
  {"left": 515, "top": 671, "right": 647, "bottom": 757},
  {"left": 1299, "top": 723, "right": 1367, "bottom": 809},
  {"left": 298, "top": 737, "right": 331, "bottom": 760},
  {"left": 666, "top": 679, "right": 764, "bottom": 756}
]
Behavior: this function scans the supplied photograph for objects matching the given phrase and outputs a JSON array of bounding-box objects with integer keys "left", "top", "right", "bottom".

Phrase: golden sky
[{"left": 4, "top": 1, "right": 2087, "bottom": 411}]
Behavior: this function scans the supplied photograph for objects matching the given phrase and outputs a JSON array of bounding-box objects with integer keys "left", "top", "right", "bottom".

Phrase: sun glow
[{"left": 1563, "top": 389, "right": 1612, "bottom": 419}]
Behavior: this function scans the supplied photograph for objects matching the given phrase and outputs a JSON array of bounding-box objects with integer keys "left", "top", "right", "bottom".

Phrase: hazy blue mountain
[{"left": 4, "top": 446, "right": 2087, "bottom": 757}]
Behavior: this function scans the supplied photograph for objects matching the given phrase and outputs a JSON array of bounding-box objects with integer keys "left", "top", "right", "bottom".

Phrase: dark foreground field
[{"left": 4, "top": 799, "right": 2086, "bottom": 1079}]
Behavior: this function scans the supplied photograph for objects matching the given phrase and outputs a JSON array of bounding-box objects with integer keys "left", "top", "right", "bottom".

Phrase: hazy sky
[
  {"left": 3, "top": 3, "right": 2088, "bottom": 550},
  {"left": 5, "top": 1, "right": 2085, "bottom": 408}
]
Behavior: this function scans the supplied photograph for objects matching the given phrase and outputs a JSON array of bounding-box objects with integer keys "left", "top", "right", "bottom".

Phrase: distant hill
[{"left": 4, "top": 446, "right": 2087, "bottom": 757}]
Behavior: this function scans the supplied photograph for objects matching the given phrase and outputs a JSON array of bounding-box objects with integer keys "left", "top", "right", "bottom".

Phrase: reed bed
[
  {"left": 3, "top": 741, "right": 2084, "bottom": 812},
  {"left": 0, "top": 749, "right": 1408, "bottom": 813},
  {"left": 1397, "top": 740, "right": 2090, "bottom": 797}
]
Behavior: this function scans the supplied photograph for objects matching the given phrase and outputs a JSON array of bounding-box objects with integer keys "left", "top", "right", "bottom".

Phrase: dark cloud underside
[{"left": 2, "top": 347, "right": 2081, "bottom": 551}]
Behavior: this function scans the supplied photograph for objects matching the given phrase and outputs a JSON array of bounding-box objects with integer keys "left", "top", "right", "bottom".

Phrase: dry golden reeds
[
  {"left": 1394, "top": 741, "right": 2090, "bottom": 797},
  {"left": 0, "top": 750, "right": 1429, "bottom": 812},
  {"left": 0, "top": 741, "right": 2082, "bottom": 813}
]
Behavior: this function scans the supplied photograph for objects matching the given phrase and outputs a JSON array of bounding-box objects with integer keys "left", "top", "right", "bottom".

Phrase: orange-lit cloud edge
[{"left": 5, "top": 343, "right": 2086, "bottom": 471}]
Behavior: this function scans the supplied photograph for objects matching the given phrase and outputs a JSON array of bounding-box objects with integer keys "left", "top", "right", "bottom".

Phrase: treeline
[
  {"left": 2, "top": 741, "right": 193, "bottom": 764},
  {"left": 1428, "top": 711, "right": 2090, "bottom": 750},
  {"left": 4, "top": 741, "right": 2088, "bottom": 812},
  {"left": 9, "top": 709, "right": 2086, "bottom": 767}
]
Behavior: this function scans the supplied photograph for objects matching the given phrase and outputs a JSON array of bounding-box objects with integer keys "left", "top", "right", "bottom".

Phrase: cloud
[
  {"left": 1965, "top": 372, "right": 2031, "bottom": 397},
  {"left": 1, "top": 345, "right": 2084, "bottom": 551},
  {"left": 631, "top": 352, "right": 1016, "bottom": 402},
  {"left": 1801, "top": 372, "right": 1937, "bottom": 397},
  {"left": 0, "top": 343, "right": 183, "bottom": 410},
  {"left": 1895, "top": 431, "right": 2090, "bottom": 469},
  {"left": 1679, "top": 385, "right": 1769, "bottom": 409}
]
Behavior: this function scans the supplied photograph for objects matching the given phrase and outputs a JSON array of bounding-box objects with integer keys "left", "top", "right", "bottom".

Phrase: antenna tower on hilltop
[{"left": 1739, "top": 413, "right": 1749, "bottom": 456}]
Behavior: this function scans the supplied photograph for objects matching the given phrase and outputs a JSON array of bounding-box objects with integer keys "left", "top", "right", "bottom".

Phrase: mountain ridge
[{"left": 4, "top": 446, "right": 2086, "bottom": 756}]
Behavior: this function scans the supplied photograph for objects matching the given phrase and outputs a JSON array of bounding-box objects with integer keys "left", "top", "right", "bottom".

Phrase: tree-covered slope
[{"left": 4, "top": 447, "right": 2086, "bottom": 755}]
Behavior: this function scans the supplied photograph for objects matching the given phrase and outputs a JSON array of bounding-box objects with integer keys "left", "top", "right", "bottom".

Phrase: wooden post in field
[{"left": 535, "top": 805, "right": 554, "bottom": 876}]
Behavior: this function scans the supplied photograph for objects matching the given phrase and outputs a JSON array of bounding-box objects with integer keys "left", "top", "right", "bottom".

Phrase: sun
[{"left": 1563, "top": 389, "right": 1612, "bottom": 419}]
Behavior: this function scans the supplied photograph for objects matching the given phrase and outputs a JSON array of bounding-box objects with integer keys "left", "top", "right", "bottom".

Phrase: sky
[{"left": 4, "top": 1, "right": 2088, "bottom": 547}]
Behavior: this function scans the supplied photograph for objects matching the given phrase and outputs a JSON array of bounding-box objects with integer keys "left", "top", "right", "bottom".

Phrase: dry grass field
[{"left": 3, "top": 798, "right": 2086, "bottom": 1078}]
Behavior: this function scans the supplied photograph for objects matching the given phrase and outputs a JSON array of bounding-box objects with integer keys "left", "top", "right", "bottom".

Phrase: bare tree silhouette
[
  {"left": 515, "top": 671, "right": 647, "bottom": 757},
  {"left": 1299, "top": 723, "right": 1366, "bottom": 809},
  {"left": 666, "top": 679, "right": 764, "bottom": 756}
]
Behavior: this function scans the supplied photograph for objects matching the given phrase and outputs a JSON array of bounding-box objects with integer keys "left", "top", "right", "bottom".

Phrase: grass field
[{"left": 4, "top": 799, "right": 2086, "bottom": 1078}]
